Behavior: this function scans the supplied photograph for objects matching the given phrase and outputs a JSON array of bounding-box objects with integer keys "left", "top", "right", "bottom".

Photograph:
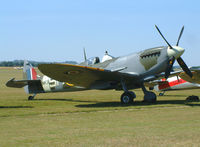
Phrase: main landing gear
[
  {"left": 141, "top": 84, "right": 157, "bottom": 103},
  {"left": 28, "top": 93, "right": 36, "bottom": 100},
  {"left": 120, "top": 80, "right": 157, "bottom": 104},
  {"left": 120, "top": 80, "right": 136, "bottom": 104}
]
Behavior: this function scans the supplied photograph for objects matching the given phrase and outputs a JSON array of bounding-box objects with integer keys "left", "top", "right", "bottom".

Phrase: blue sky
[{"left": 0, "top": 0, "right": 200, "bottom": 65}]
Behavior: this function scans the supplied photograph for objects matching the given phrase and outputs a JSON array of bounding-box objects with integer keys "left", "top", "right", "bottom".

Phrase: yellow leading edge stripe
[{"left": 58, "top": 63, "right": 105, "bottom": 71}]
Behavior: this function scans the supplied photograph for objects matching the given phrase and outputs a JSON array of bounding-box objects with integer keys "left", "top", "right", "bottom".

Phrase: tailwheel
[
  {"left": 28, "top": 96, "right": 34, "bottom": 100},
  {"left": 121, "top": 91, "right": 135, "bottom": 104},
  {"left": 28, "top": 94, "right": 36, "bottom": 100}
]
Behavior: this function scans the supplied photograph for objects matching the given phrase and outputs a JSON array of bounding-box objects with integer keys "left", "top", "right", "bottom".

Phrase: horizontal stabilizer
[{"left": 6, "top": 78, "right": 41, "bottom": 88}]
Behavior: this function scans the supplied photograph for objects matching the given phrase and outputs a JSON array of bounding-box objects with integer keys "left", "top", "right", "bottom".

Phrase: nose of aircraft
[{"left": 167, "top": 46, "right": 185, "bottom": 59}]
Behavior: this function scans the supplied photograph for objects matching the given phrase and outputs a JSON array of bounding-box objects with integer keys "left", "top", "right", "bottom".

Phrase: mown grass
[{"left": 1, "top": 68, "right": 200, "bottom": 146}]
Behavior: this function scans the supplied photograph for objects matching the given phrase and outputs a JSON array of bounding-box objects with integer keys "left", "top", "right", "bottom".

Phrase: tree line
[{"left": 0, "top": 60, "right": 77, "bottom": 67}]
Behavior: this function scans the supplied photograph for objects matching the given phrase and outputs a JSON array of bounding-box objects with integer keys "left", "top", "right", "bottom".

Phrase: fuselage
[
  {"left": 40, "top": 75, "right": 86, "bottom": 93},
  {"left": 89, "top": 45, "right": 184, "bottom": 79},
  {"left": 25, "top": 74, "right": 87, "bottom": 94},
  {"left": 87, "top": 46, "right": 177, "bottom": 82}
]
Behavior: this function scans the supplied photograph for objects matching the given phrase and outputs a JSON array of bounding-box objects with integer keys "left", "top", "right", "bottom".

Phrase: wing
[{"left": 38, "top": 63, "right": 139, "bottom": 88}]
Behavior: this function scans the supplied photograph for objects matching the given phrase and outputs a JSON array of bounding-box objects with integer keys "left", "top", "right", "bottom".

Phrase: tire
[
  {"left": 144, "top": 91, "right": 157, "bottom": 103},
  {"left": 121, "top": 92, "right": 134, "bottom": 104}
]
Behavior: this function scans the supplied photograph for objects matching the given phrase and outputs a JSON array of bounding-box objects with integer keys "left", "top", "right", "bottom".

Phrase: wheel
[
  {"left": 28, "top": 96, "right": 34, "bottom": 100},
  {"left": 143, "top": 91, "right": 157, "bottom": 103},
  {"left": 121, "top": 92, "right": 134, "bottom": 104}
]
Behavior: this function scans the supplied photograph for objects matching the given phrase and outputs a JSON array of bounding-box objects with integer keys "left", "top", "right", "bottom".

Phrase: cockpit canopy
[{"left": 86, "top": 57, "right": 100, "bottom": 65}]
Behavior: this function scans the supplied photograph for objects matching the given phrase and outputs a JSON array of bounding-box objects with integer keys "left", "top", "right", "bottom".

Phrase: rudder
[{"left": 23, "top": 60, "right": 37, "bottom": 80}]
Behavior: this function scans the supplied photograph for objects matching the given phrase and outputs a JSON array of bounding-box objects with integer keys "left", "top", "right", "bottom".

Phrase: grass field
[{"left": 1, "top": 68, "right": 200, "bottom": 146}]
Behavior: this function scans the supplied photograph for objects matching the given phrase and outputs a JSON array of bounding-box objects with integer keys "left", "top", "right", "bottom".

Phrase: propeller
[{"left": 155, "top": 25, "right": 193, "bottom": 79}]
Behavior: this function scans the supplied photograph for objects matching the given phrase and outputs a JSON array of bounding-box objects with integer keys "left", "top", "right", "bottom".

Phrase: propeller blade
[
  {"left": 155, "top": 25, "right": 173, "bottom": 49},
  {"left": 176, "top": 26, "right": 184, "bottom": 46},
  {"left": 165, "top": 56, "right": 175, "bottom": 79},
  {"left": 177, "top": 57, "right": 193, "bottom": 77}
]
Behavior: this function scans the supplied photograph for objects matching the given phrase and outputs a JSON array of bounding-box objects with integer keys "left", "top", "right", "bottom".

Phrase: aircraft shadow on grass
[
  {"left": 34, "top": 98, "right": 99, "bottom": 103},
  {"left": 0, "top": 106, "right": 33, "bottom": 109},
  {"left": 75, "top": 100, "right": 200, "bottom": 108},
  {"left": 160, "top": 95, "right": 185, "bottom": 97},
  {"left": 32, "top": 98, "right": 200, "bottom": 108}
]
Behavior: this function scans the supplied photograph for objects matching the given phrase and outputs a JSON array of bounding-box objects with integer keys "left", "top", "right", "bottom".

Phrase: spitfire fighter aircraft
[
  {"left": 148, "top": 67, "right": 200, "bottom": 96},
  {"left": 38, "top": 26, "right": 193, "bottom": 104}
]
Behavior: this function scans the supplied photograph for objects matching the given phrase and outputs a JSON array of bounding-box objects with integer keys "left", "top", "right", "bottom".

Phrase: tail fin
[{"left": 23, "top": 60, "right": 37, "bottom": 80}]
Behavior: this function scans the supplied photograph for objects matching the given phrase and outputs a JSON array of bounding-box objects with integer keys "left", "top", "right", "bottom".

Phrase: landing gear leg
[
  {"left": 141, "top": 84, "right": 157, "bottom": 103},
  {"left": 28, "top": 93, "right": 36, "bottom": 100},
  {"left": 120, "top": 80, "right": 136, "bottom": 104}
]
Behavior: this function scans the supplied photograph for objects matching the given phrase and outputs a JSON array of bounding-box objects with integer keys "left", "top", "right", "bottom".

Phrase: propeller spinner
[{"left": 155, "top": 25, "right": 193, "bottom": 79}]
